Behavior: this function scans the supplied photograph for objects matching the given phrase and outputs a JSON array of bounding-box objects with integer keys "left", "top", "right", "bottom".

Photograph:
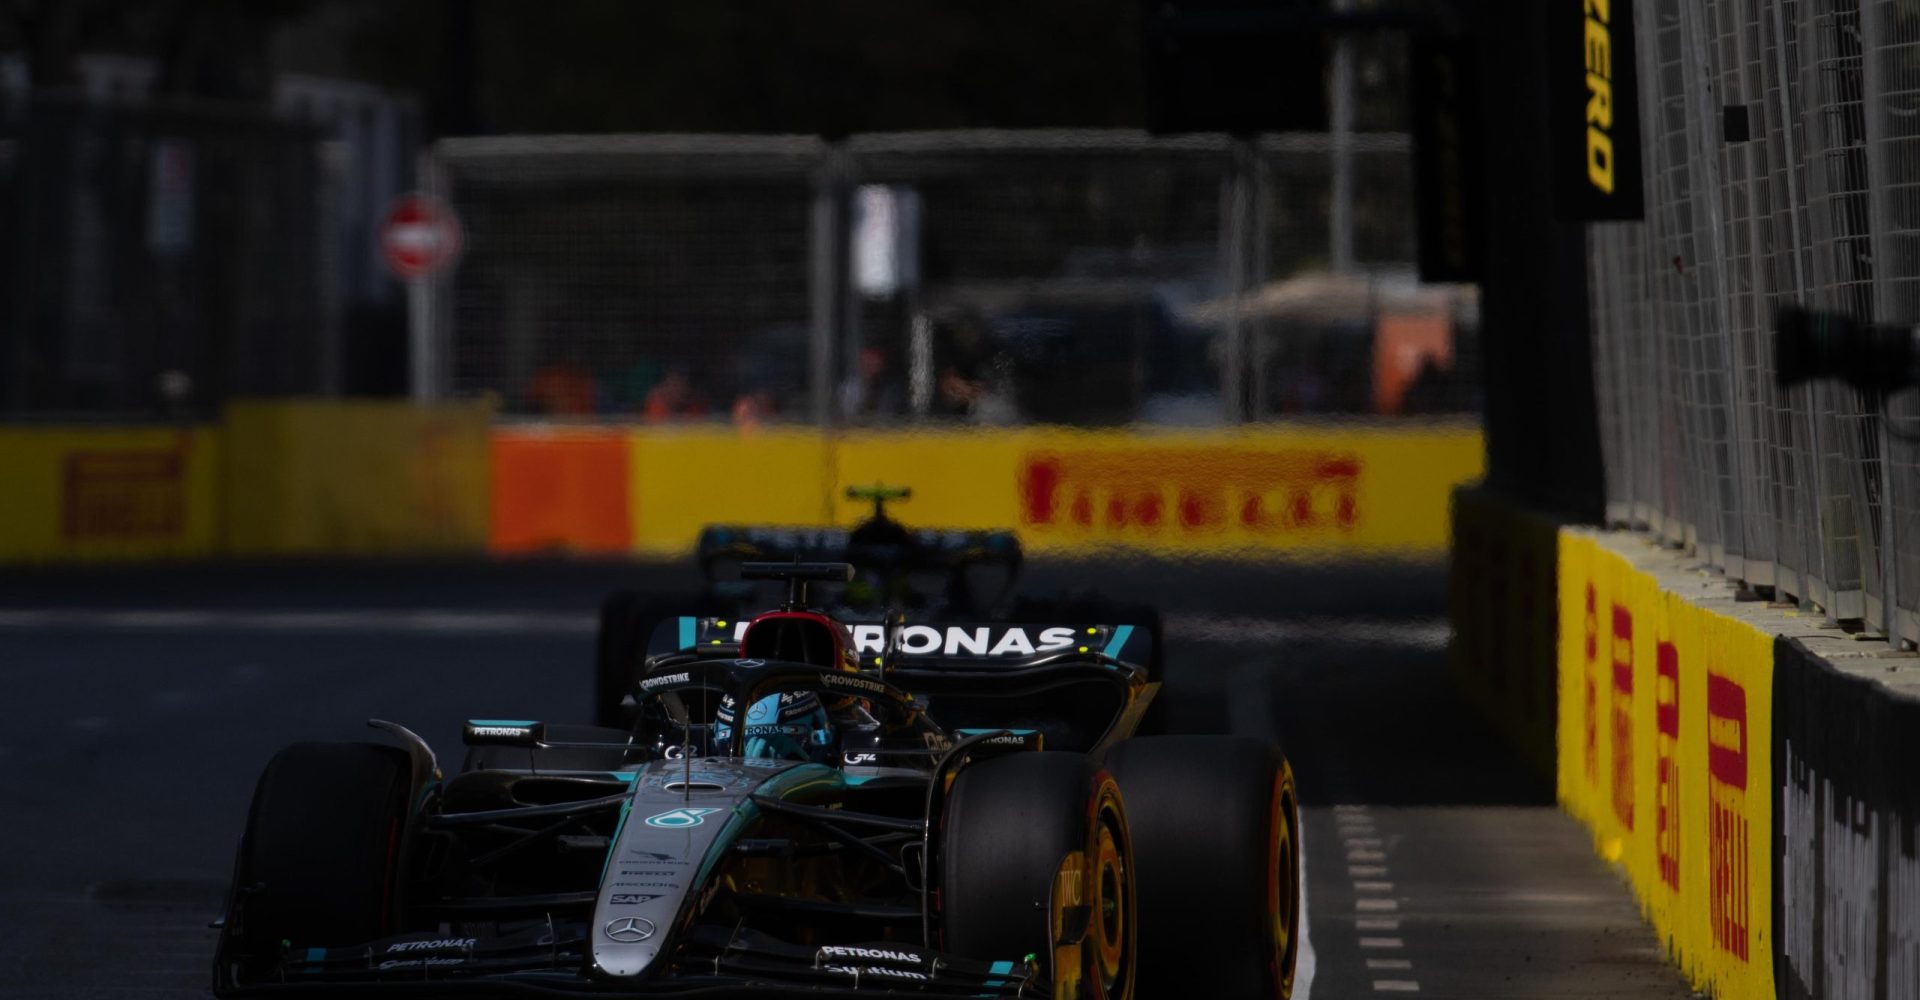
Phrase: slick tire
[
  {"left": 941, "top": 752, "right": 1134, "bottom": 1000},
  {"left": 238, "top": 741, "right": 412, "bottom": 950},
  {"left": 1104, "top": 735, "right": 1301, "bottom": 999}
]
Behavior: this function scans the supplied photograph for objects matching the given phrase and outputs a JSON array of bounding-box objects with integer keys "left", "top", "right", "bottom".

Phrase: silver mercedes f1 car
[{"left": 212, "top": 562, "right": 1299, "bottom": 998}]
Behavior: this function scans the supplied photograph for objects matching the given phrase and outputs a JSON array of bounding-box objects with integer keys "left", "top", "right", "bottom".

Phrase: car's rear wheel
[
  {"left": 235, "top": 742, "right": 412, "bottom": 950},
  {"left": 940, "top": 752, "right": 1135, "bottom": 1000},
  {"left": 1104, "top": 735, "right": 1300, "bottom": 999}
]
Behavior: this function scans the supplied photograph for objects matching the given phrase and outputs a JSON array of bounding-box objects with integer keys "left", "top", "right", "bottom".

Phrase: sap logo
[{"left": 608, "top": 893, "right": 662, "bottom": 905}]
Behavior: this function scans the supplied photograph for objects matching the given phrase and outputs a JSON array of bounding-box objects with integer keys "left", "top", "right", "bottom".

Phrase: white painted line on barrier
[
  {"left": 1355, "top": 898, "right": 1399, "bottom": 912},
  {"left": 1366, "top": 958, "right": 1413, "bottom": 970},
  {"left": 1345, "top": 837, "right": 1383, "bottom": 848},
  {"left": 1348, "top": 849, "right": 1387, "bottom": 862},
  {"left": 1354, "top": 881, "right": 1395, "bottom": 893},
  {"left": 1349, "top": 865, "right": 1388, "bottom": 878},
  {"left": 1359, "top": 937, "right": 1404, "bottom": 949},
  {"left": 1372, "top": 979, "right": 1420, "bottom": 992},
  {"left": 1355, "top": 917, "right": 1400, "bottom": 931}
]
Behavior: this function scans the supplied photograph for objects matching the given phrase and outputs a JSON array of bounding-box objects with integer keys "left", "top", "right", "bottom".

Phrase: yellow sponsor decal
[
  {"left": 1556, "top": 529, "right": 1773, "bottom": 999},
  {"left": 1584, "top": 0, "right": 1617, "bottom": 194},
  {"left": 628, "top": 425, "right": 1482, "bottom": 557},
  {"left": 0, "top": 427, "right": 219, "bottom": 561}
]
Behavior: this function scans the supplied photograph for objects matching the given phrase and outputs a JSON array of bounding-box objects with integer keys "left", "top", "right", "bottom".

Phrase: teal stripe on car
[
  {"left": 1107, "top": 624, "right": 1134, "bottom": 661},
  {"left": 678, "top": 616, "right": 696, "bottom": 649}
]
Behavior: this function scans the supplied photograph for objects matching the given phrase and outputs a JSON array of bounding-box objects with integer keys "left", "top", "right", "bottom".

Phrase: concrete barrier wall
[
  {"left": 1774, "top": 636, "right": 1920, "bottom": 1000},
  {"left": 1455, "top": 485, "right": 1920, "bottom": 1000}
]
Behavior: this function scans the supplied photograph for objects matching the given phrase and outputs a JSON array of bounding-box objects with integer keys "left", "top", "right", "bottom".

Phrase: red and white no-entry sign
[{"left": 379, "top": 194, "right": 463, "bottom": 282}]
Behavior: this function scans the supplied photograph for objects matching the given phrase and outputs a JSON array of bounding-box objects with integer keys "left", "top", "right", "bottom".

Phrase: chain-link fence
[
  {"left": 1588, "top": 0, "right": 1920, "bottom": 646},
  {"left": 0, "top": 92, "right": 333, "bottom": 418},
  {"left": 428, "top": 128, "right": 1479, "bottom": 427}
]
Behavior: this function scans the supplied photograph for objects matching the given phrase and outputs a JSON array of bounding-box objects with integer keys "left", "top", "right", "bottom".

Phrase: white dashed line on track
[{"left": 1338, "top": 807, "right": 1418, "bottom": 995}]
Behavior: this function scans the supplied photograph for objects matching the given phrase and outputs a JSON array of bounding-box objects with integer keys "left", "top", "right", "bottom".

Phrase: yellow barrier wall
[
  {"left": 0, "top": 426, "right": 219, "bottom": 561},
  {"left": 632, "top": 423, "right": 1485, "bottom": 557},
  {"left": 1557, "top": 531, "right": 1774, "bottom": 999},
  {"left": 223, "top": 400, "right": 492, "bottom": 555},
  {"left": 626, "top": 428, "right": 835, "bottom": 557}
]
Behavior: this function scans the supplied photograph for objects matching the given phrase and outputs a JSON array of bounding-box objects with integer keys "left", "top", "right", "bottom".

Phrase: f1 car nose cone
[{"left": 604, "top": 916, "right": 657, "bottom": 943}]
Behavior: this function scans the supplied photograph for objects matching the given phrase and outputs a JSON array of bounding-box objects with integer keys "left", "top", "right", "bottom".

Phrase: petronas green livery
[{"left": 213, "top": 561, "right": 1302, "bottom": 999}]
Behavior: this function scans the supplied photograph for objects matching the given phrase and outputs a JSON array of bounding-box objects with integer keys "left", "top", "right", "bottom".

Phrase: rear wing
[
  {"left": 695, "top": 525, "right": 1021, "bottom": 574},
  {"left": 648, "top": 616, "right": 1153, "bottom": 672}
]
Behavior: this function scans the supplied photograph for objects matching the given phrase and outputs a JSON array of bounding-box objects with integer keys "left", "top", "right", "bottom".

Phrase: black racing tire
[
  {"left": 940, "top": 752, "right": 1134, "bottom": 999},
  {"left": 1006, "top": 593, "right": 1164, "bottom": 681},
  {"left": 238, "top": 742, "right": 412, "bottom": 950},
  {"left": 1104, "top": 735, "right": 1300, "bottom": 999}
]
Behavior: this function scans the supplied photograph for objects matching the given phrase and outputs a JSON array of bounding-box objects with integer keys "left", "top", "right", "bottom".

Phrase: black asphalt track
[{"left": 0, "top": 557, "right": 1690, "bottom": 998}]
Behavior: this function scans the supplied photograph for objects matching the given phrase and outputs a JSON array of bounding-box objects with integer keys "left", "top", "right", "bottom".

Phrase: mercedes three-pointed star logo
[{"left": 603, "top": 916, "right": 657, "bottom": 943}]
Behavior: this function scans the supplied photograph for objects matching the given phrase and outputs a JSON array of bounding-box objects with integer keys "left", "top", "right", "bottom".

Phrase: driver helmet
[{"left": 713, "top": 690, "right": 833, "bottom": 761}]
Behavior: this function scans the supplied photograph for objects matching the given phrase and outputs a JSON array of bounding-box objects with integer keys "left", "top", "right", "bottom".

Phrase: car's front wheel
[
  {"left": 939, "top": 752, "right": 1135, "bottom": 1000},
  {"left": 1105, "top": 735, "right": 1301, "bottom": 998},
  {"left": 230, "top": 741, "right": 412, "bottom": 951}
]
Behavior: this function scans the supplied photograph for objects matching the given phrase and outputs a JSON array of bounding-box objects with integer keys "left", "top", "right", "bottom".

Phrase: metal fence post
[
  {"left": 1859, "top": 0, "right": 1904, "bottom": 646},
  {"left": 810, "top": 143, "right": 850, "bottom": 428},
  {"left": 1329, "top": 0, "right": 1356, "bottom": 276},
  {"left": 1221, "top": 137, "right": 1256, "bottom": 424}
]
